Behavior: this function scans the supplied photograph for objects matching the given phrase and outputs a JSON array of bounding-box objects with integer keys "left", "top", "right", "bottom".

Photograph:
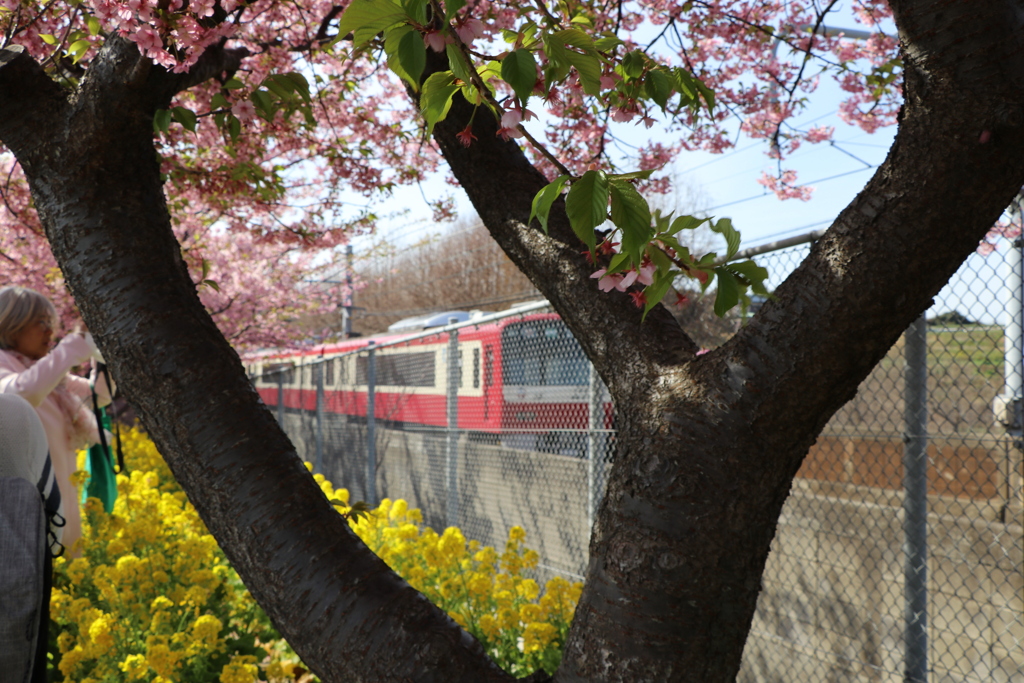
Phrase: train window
[
  {"left": 473, "top": 348, "right": 480, "bottom": 389},
  {"left": 265, "top": 363, "right": 294, "bottom": 385},
  {"left": 325, "top": 358, "right": 335, "bottom": 385},
  {"left": 356, "top": 351, "right": 435, "bottom": 386},
  {"left": 501, "top": 321, "right": 588, "bottom": 386}
]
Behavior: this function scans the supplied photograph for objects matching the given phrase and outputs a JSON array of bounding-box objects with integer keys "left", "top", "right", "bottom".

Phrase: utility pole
[{"left": 341, "top": 244, "right": 354, "bottom": 339}]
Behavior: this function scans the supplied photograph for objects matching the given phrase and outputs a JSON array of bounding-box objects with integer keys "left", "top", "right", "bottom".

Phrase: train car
[{"left": 245, "top": 308, "right": 613, "bottom": 454}]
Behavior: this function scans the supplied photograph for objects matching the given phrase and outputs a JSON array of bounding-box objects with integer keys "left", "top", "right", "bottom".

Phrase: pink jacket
[{"left": 0, "top": 335, "right": 112, "bottom": 553}]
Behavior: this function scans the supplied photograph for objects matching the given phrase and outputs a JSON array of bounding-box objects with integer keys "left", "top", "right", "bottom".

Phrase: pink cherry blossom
[
  {"left": 232, "top": 99, "right": 257, "bottom": 122},
  {"left": 423, "top": 30, "right": 449, "bottom": 52},
  {"left": 455, "top": 18, "right": 486, "bottom": 44},
  {"left": 496, "top": 109, "right": 524, "bottom": 140},
  {"left": 637, "top": 262, "right": 656, "bottom": 286},
  {"left": 133, "top": 25, "right": 162, "bottom": 53}
]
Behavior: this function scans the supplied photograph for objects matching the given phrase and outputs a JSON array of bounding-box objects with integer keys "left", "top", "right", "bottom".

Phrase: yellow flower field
[{"left": 50, "top": 428, "right": 582, "bottom": 681}]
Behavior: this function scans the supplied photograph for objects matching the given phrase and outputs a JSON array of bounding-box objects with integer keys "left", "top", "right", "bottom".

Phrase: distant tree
[{"left": 353, "top": 219, "right": 539, "bottom": 334}]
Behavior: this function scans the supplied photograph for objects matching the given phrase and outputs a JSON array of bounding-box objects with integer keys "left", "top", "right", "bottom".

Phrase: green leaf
[
  {"left": 210, "top": 93, "right": 230, "bottom": 110},
  {"left": 153, "top": 108, "right": 172, "bottom": 133},
  {"left": 385, "top": 25, "right": 416, "bottom": 87},
  {"left": 251, "top": 89, "right": 276, "bottom": 119},
  {"left": 605, "top": 251, "right": 631, "bottom": 274},
  {"left": 338, "top": 0, "right": 408, "bottom": 46},
  {"left": 396, "top": 28, "right": 426, "bottom": 86},
  {"left": 401, "top": 0, "right": 427, "bottom": 24},
  {"left": 667, "top": 214, "right": 707, "bottom": 235},
  {"left": 644, "top": 67, "right": 673, "bottom": 109},
  {"left": 283, "top": 72, "right": 312, "bottom": 102},
  {"left": 40, "top": 34, "right": 58, "bottom": 45},
  {"left": 710, "top": 217, "right": 741, "bottom": 260},
  {"left": 445, "top": 0, "right": 466, "bottom": 18},
  {"left": 594, "top": 33, "right": 624, "bottom": 52},
  {"left": 564, "top": 170, "right": 609, "bottom": 252},
  {"left": 552, "top": 28, "right": 595, "bottom": 52},
  {"left": 68, "top": 39, "right": 90, "bottom": 62},
  {"left": 674, "top": 68, "right": 696, "bottom": 103},
  {"left": 713, "top": 267, "right": 740, "bottom": 316},
  {"left": 446, "top": 43, "right": 472, "bottom": 84},
  {"left": 647, "top": 243, "right": 673, "bottom": 272},
  {"left": 264, "top": 75, "right": 294, "bottom": 100},
  {"left": 543, "top": 32, "right": 569, "bottom": 65},
  {"left": 223, "top": 77, "right": 245, "bottom": 90},
  {"left": 171, "top": 106, "right": 197, "bottom": 132},
  {"left": 86, "top": 16, "right": 101, "bottom": 36},
  {"left": 609, "top": 180, "right": 651, "bottom": 262},
  {"left": 227, "top": 114, "right": 241, "bottom": 141},
  {"left": 694, "top": 75, "right": 715, "bottom": 112},
  {"left": 529, "top": 174, "right": 570, "bottom": 233},
  {"left": 621, "top": 50, "right": 646, "bottom": 79},
  {"left": 566, "top": 51, "right": 602, "bottom": 96},
  {"left": 727, "top": 260, "right": 769, "bottom": 295},
  {"left": 501, "top": 49, "right": 537, "bottom": 104},
  {"left": 642, "top": 271, "right": 676, "bottom": 320},
  {"left": 420, "top": 71, "right": 460, "bottom": 135}
]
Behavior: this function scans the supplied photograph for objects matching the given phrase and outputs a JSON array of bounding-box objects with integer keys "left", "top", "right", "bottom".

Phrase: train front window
[{"left": 501, "top": 321, "right": 587, "bottom": 386}]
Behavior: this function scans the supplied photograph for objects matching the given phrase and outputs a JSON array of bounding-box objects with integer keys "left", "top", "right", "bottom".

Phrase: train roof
[{"left": 244, "top": 301, "right": 561, "bottom": 363}]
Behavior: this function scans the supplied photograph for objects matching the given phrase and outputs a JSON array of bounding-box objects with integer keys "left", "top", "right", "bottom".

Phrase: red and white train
[{"left": 244, "top": 307, "right": 613, "bottom": 454}]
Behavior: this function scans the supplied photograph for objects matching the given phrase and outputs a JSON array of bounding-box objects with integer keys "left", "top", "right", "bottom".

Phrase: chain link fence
[
  {"left": 739, "top": 238, "right": 1023, "bottom": 683},
  {"left": 250, "top": 237, "right": 1023, "bottom": 682},
  {"left": 250, "top": 303, "right": 612, "bottom": 580}
]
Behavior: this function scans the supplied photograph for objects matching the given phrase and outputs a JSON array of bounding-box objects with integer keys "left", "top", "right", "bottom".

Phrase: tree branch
[
  {"left": 420, "top": 51, "right": 697, "bottom": 406},
  {"left": 0, "top": 45, "right": 69, "bottom": 165}
]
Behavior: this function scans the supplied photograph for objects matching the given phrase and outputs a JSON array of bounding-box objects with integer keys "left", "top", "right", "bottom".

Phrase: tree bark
[
  {"left": 0, "top": 38, "right": 513, "bottom": 683},
  {"left": 427, "top": 0, "right": 1024, "bottom": 679}
]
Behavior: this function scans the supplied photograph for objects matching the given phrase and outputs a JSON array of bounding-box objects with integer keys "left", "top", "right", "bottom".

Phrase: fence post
[
  {"left": 276, "top": 372, "right": 284, "bottom": 427},
  {"left": 314, "top": 363, "right": 324, "bottom": 474},
  {"left": 366, "top": 342, "right": 377, "bottom": 506},
  {"left": 447, "top": 319, "right": 460, "bottom": 528},
  {"left": 586, "top": 359, "right": 602, "bottom": 532},
  {"left": 903, "top": 314, "right": 929, "bottom": 683},
  {"left": 1004, "top": 239, "right": 1023, "bottom": 431}
]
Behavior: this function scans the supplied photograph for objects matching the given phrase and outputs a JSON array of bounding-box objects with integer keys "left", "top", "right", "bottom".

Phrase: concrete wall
[
  {"left": 740, "top": 480, "right": 1024, "bottom": 683},
  {"left": 285, "top": 414, "right": 1023, "bottom": 681}
]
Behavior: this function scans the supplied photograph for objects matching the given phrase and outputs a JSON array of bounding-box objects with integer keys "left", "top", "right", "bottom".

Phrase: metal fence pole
[
  {"left": 586, "top": 360, "right": 602, "bottom": 531},
  {"left": 366, "top": 342, "right": 377, "bottom": 506},
  {"left": 447, "top": 319, "right": 460, "bottom": 528},
  {"left": 903, "top": 314, "right": 929, "bottom": 683},
  {"left": 276, "top": 372, "right": 284, "bottom": 427},
  {"left": 314, "top": 363, "right": 324, "bottom": 474}
]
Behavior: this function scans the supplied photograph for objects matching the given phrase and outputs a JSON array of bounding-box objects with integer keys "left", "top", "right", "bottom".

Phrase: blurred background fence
[{"left": 252, "top": 234, "right": 1023, "bottom": 683}]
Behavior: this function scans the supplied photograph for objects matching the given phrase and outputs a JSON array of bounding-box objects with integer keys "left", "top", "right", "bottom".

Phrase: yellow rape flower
[
  {"left": 190, "top": 614, "right": 224, "bottom": 651},
  {"left": 87, "top": 613, "right": 116, "bottom": 655},
  {"left": 522, "top": 622, "right": 559, "bottom": 654},
  {"left": 57, "top": 632, "right": 75, "bottom": 654},
  {"left": 120, "top": 653, "right": 149, "bottom": 680},
  {"left": 220, "top": 655, "right": 259, "bottom": 683}
]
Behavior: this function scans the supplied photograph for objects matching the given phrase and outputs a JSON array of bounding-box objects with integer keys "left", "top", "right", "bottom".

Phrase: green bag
[
  {"left": 81, "top": 369, "right": 119, "bottom": 513},
  {"left": 83, "top": 408, "right": 116, "bottom": 513}
]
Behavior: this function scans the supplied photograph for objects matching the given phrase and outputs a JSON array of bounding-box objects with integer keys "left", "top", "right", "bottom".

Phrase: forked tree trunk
[{"left": 0, "top": 0, "right": 1022, "bottom": 681}]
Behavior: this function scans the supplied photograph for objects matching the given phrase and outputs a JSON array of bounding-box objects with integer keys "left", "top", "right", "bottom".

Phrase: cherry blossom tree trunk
[
  {"left": 425, "top": 0, "right": 1024, "bottom": 679},
  {"left": 0, "top": 38, "right": 514, "bottom": 683},
  {"left": 0, "top": 1, "right": 1022, "bottom": 682}
]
